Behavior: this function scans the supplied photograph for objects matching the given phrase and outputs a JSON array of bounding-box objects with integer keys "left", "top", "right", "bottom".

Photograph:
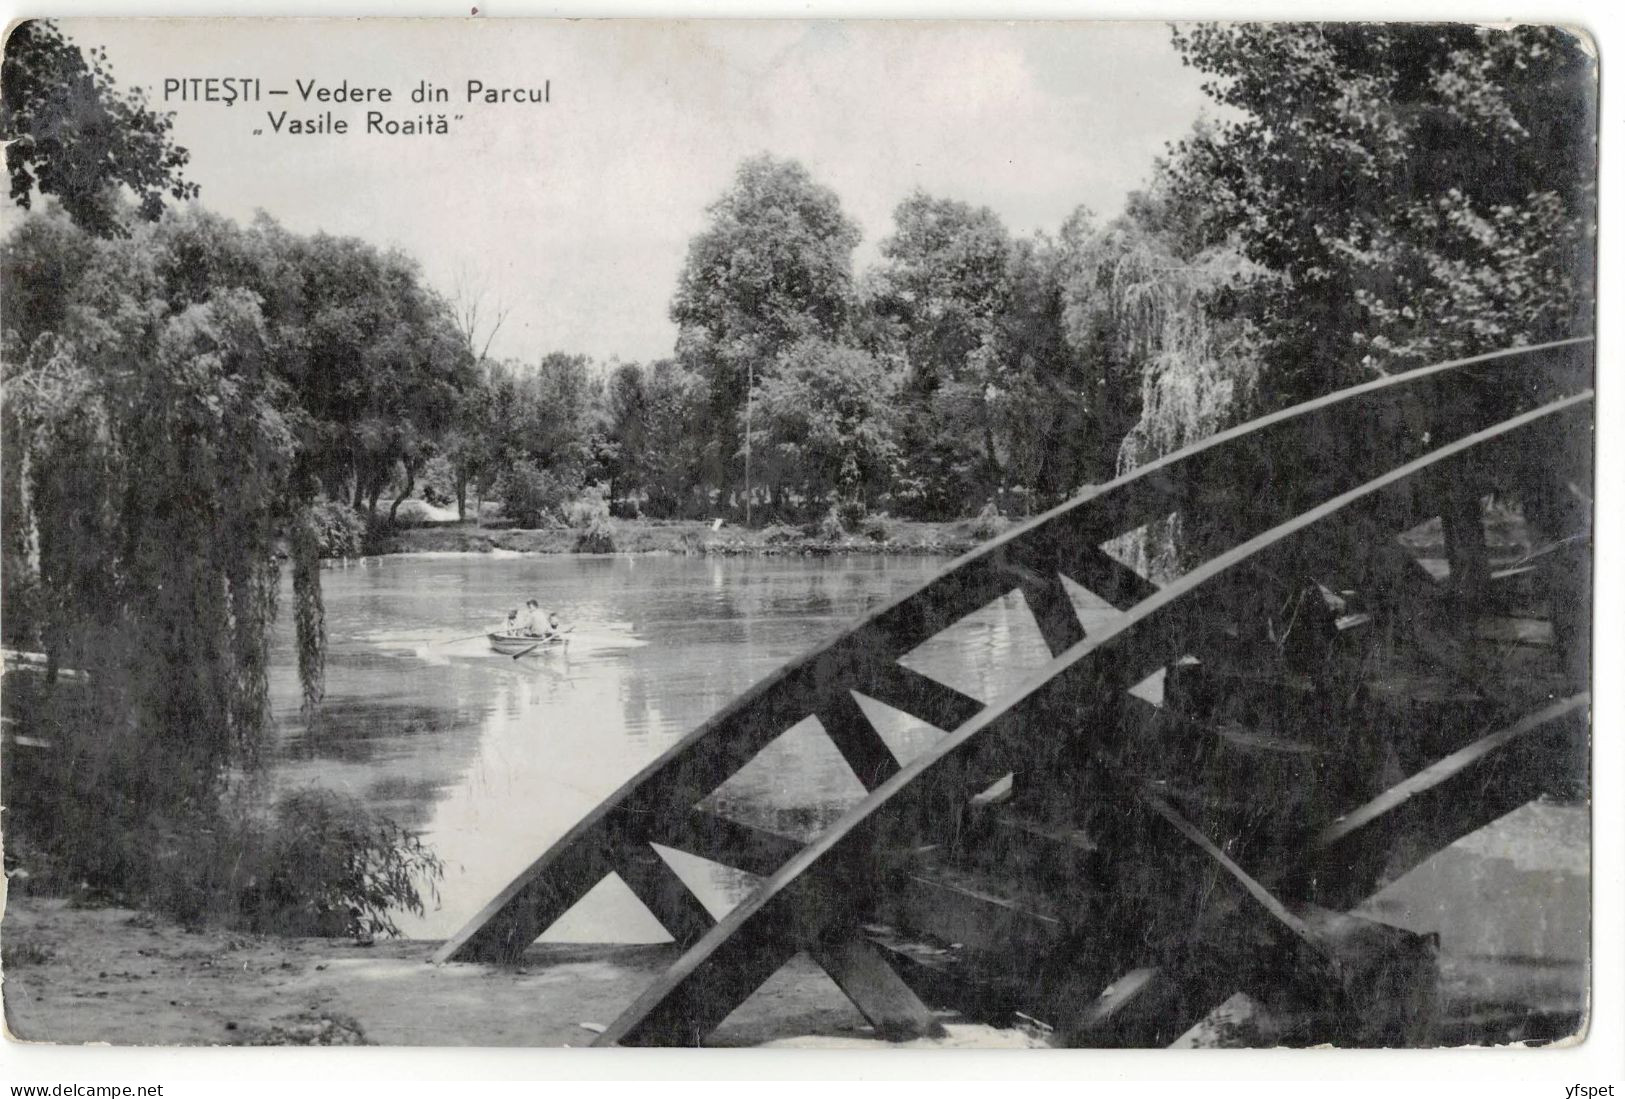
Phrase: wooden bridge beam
[
  {"left": 660, "top": 810, "right": 802, "bottom": 878},
  {"left": 587, "top": 388, "right": 1592, "bottom": 1047},
  {"left": 589, "top": 869, "right": 940, "bottom": 1046},
  {"left": 613, "top": 844, "right": 717, "bottom": 949},
  {"left": 860, "top": 661, "right": 985, "bottom": 733},
  {"left": 1019, "top": 573, "right": 1089, "bottom": 657},
  {"left": 1299, "top": 692, "right": 1589, "bottom": 909},
  {"left": 1063, "top": 694, "right": 1586, "bottom": 1044},
  {"left": 1052, "top": 543, "right": 1161, "bottom": 610},
  {"left": 819, "top": 689, "right": 901, "bottom": 791},
  {"left": 808, "top": 936, "right": 945, "bottom": 1041},
  {"left": 433, "top": 834, "right": 617, "bottom": 964},
  {"left": 1055, "top": 790, "right": 1342, "bottom": 1047}
]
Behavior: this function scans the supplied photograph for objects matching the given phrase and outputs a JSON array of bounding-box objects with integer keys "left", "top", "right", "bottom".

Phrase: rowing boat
[{"left": 488, "top": 633, "right": 569, "bottom": 656}]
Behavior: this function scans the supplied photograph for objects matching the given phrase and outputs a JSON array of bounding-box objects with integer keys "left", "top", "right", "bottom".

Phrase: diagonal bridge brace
[
  {"left": 592, "top": 387, "right": 1591, "bottom": 1046},
  {"left": 426, "top": 341, "right": 1589, "bottom": 1047}
]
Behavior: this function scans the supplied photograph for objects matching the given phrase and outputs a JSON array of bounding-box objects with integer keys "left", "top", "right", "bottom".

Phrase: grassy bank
[{"left": 379, "top": 515, "right": 1006, "bottom": 557}]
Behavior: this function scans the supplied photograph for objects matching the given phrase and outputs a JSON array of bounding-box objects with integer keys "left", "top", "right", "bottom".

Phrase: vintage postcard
[{"left": 0, "top": 17, "right": 1597, "bottom": 1054}]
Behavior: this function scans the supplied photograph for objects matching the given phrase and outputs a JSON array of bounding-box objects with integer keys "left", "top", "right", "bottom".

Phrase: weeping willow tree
[
  {"left": 1065, "top": 216, "right": 1263, "bottom": 580},
  {"left": 1, "top": 25, "right": 444, "bottom": 929},
  {"left": 1, "top": 214, "right": 328, "bottom": 894}
]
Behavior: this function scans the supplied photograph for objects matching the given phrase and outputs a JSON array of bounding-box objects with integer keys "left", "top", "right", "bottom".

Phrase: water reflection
[
  {"left": 269, "top": 554, "right": 1061, "bottom": 937},
  {"left": 267, "top": 549, "right": 1588, "bottom": 1009}
]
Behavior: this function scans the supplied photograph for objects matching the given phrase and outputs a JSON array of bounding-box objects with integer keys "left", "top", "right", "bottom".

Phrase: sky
[{"left": 55, "top": 18, "right": 1215, "bottom": 365}]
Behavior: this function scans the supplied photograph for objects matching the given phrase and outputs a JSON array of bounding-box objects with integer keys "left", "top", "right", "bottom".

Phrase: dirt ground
[
  {"left": 1, "top": 896, "right": 1039, "bottom": 1048},
  {"left": 1, "top": 803, "right": 1588, "bottom": 1050}
]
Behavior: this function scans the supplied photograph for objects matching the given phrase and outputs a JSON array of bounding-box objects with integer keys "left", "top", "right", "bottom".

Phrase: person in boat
[
  {"left": 503, "top": 608, "right": 521, "bottom": 636},
  {"left": 521, "top": 599, "right": 545, "bottom": 636},
  {"left": 541, "top": 611, "right": 564, "bottom": 640}
]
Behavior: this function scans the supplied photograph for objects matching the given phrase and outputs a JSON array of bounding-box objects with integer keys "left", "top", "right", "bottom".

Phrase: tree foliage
[
  {"left": 1, "top": 20, "right": 200, "bottom": 236},
  {"left": 0, "top": 202, "right": 476, "bottom": 900},
  {"left": 1165, "top": 23, "right": 1595, "bottom": 398},
  {"left": 672, "top": 154, "right": 861, "bottom": 361},
  {"left": 671, "top": 154, "right": 862, "bottom": 501},
  {"left": 751, "top": 339, "right": 898, "bottom": 512},
  {"left": 2, "top": 222, "right": 301, "bottom": 868}
]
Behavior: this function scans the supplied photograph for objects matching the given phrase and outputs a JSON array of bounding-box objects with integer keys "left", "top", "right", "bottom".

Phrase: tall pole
[{"left": 745, "top": 359, "right": 753, "bottom": 528}]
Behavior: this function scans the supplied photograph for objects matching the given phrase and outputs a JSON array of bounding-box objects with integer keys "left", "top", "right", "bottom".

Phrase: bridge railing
[
  {"left": 435, "top": 337, "right": 1591, "bottom": 1045},
  {"left": 596, "top": 377, "right": 1593, "bottom": 1045}
]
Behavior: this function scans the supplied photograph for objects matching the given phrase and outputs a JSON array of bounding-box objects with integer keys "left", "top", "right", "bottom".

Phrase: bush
[
  {"left": 573, "top": 518, "right": 616, "bottom": 554},
  {"left": 836, "top": 498, "right": 868, "bottom": 530},
  {"left": 234, "top": 789, "right": 444, "bottom": 940},
  {"left": 862, "top": 514, "right": 893, "bottom": 543},
  {"left": 497, "top": 462, "right": 578, "bottom": 529},
  {"left": 307, "top": 500, "right": 367, "bottom": 559},
  {"left": 419, "top": 455, "right": 455, "bottom": 509},
  {"left": 969, "top": 501, "right": 1009, "bottom": 541},
  {"left": 564, "top": 483, "right": 610, "bottom": 528},
  {"left": 388, "top": 499, "right": 439, "bottom": 528},
  {"left": 813, "top": 505, "right": 847, "bottom": 542},
  {"left": 9, "top": 695, "right": 445, "bottom": 939},
  {"left": 760, "top": 523, "right": 801, "bottom": 545}
]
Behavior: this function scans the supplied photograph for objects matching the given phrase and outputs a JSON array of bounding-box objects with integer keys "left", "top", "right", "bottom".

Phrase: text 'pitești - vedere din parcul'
[{"left": 163, "top": 77, "right": 550, "bottom": 135}]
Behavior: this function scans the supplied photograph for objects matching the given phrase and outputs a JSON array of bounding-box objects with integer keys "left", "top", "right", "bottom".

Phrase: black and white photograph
[{"left": 0, "top": 12, "right": 1606, "bottom": 1067}]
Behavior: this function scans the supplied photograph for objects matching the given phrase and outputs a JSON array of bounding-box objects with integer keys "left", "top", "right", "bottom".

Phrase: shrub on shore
[
  {"left": 812, "top": 506, "right": 847, "bottom": 542},
  {"left": 148, "top": 788, "right": 443, "bottom": 940},
  {"left": 565, "top": 483, "right": 611, "bottom": 528},
  {"left": 573, "top": 518, "right": 616, "bottom": 554},
  {"left": 308, "top": 500, "right": 368, "bottom": 559},
  {"left": 234, "top": 789, "right": 444, "bottom": 939},
  {"left": 968, "top": 501, "right": 1009, "bottom": 541},
  {"left": 3, "top": 681, "right": 440, "bottom": 941},
  {"left": 497, "top": 462, "right": 578, "bottom": 529}
]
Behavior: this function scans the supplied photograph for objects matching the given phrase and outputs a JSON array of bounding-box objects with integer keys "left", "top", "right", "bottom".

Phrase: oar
[{"left": 511, "top": 625, "right": 576, "bottom": 660}]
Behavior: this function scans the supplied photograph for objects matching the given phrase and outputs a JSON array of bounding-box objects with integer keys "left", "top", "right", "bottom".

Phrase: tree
[
  {"left": 987, "top": 228, "right": 1104, "bottom": 511},
  {"left": 750, "top": 339, "right": 898, "bottom": 515},
  {"left": 442, "top": 368, "right": 502, "bottom": 521},
  {"left": 448, "top": 267, "right": 511, "bottom": 365},
  {"left": 673, "top": 154, "right": 861, "bottom": 362},
  {"left": 1166, "top": 23, "right": 1596, "bottom": 399},
  {"left": 2, "top": 20, "right": 200, "bottom": 236},
  {"left": 865, "top": 192, "right": 1017, "bottom": 513},
  {"left": 603, "top": 361, "right": 647, "bottom": 509},
  {"left": 870, "top": 191, "right": 1012, "bottom": 392},
  {"left": 671, "top": 155, "right": 862, "bottom": 510},
  {"left": 524, "top": 352, "right": 601, "bottom": 471},
  {"left": 1056, "top": 190, "right": 1261, "bottom": 472},
  {"left": 638, "top": 359, "right": 710, "bottom": 519},
  {"left": 232, "top": 226, "right": 476, "bottom": 520},
  {"left": 1, "top": 208, "right": 319, "bottom": 887}
]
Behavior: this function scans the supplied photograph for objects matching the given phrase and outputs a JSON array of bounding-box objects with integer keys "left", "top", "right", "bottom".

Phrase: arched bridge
[{"left": 435, "top": 338, "right": 1593, "bottom": 1047}]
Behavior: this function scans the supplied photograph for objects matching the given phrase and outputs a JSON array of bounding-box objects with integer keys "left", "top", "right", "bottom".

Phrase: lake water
[
  {"left": 266, "top": 552, "right": 1108, "bottom": 940},
  {"left": 266, "top": 552, "right": 1587, "bottom": 1011}
]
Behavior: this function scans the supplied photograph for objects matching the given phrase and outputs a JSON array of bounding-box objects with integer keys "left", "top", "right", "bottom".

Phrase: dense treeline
[
  {"left": 511, "top": 27, "right": 1595, "bottom": 530},
  {"left": 8, "top": 25, "right": 1592, "bottom": 552},
  {"left": 599, "top": 170, "right": 1161, "bottom": 524}
]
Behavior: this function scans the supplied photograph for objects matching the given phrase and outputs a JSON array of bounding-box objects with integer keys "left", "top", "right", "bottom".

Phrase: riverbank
[
  {"left": 1, "top": 895, "right": 1036, "bottom": 1048},
  {"left": 0, "top": 802, "right": 1589, "bottom": 1048},
  {"left": 377, "top": 516, "right": 999, "bottom": 558},
  {"left": 376, "top": 499, "right": 1544, "bottom": 561}
]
